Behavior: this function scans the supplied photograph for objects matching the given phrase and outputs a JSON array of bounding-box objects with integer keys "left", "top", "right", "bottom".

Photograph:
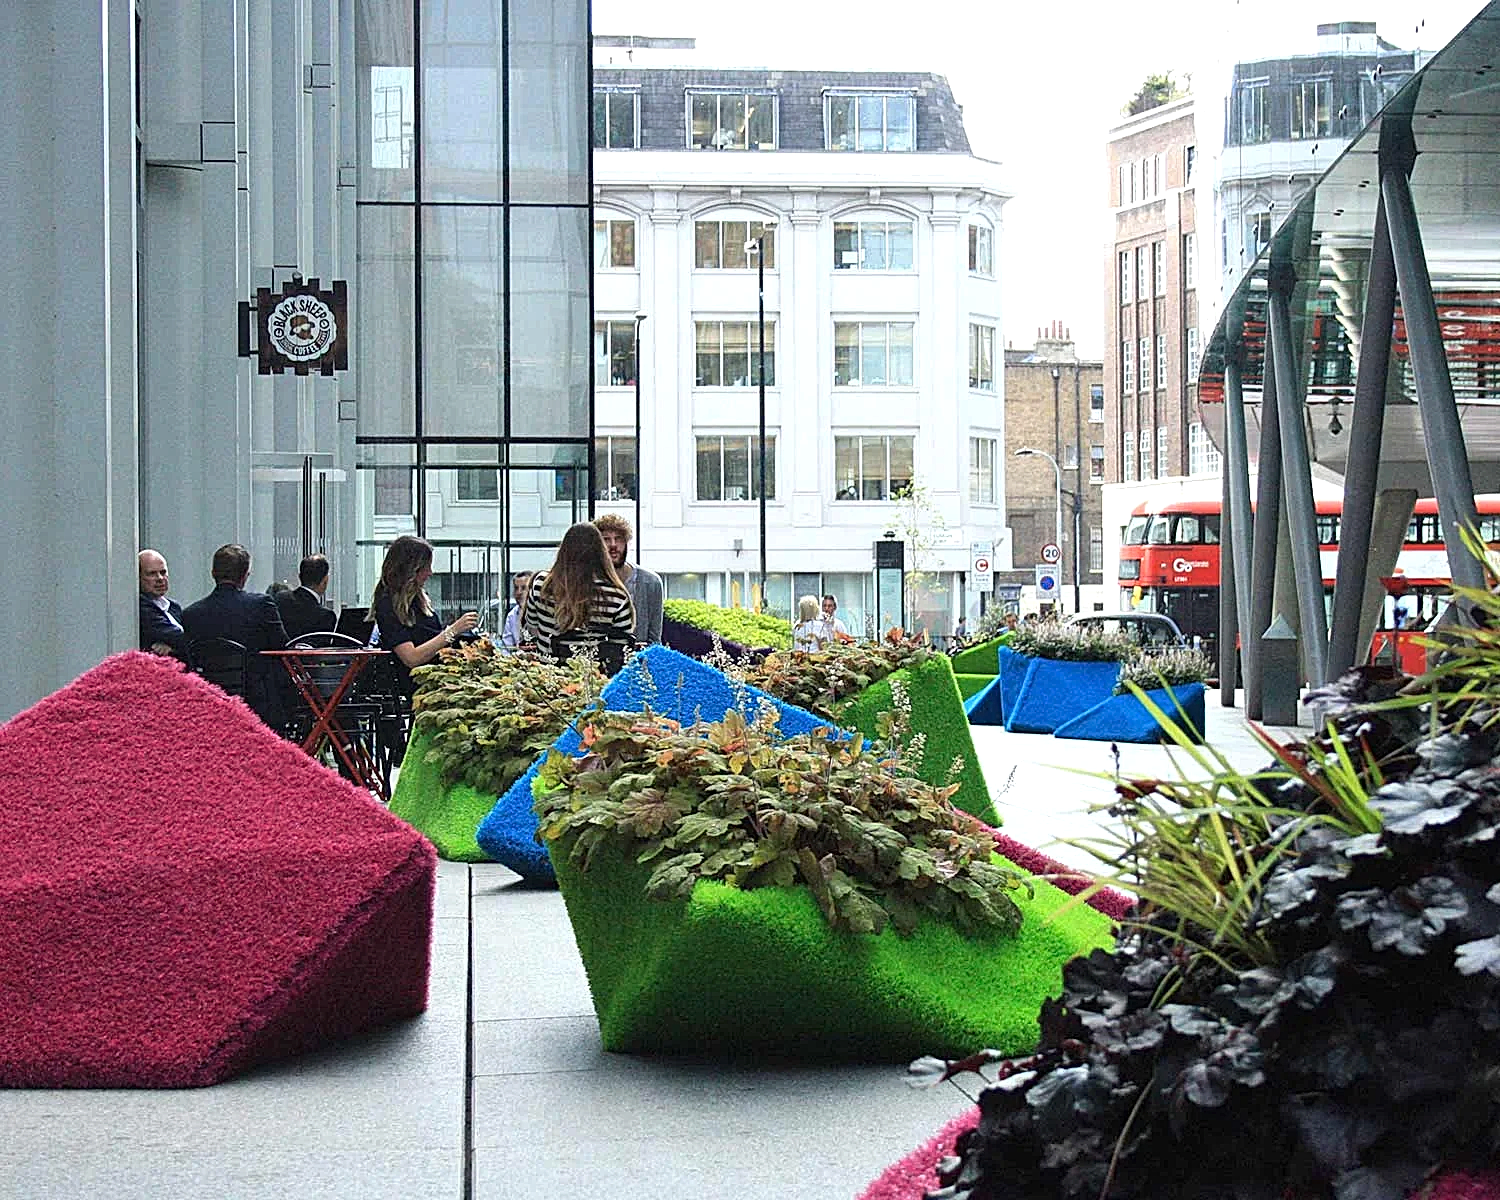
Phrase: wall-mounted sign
[{"left": 239, "top": 275, "right": 349, "bottom": 377}]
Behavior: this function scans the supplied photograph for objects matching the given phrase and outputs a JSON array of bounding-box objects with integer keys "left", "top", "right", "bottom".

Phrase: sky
[{"left": 590, "top": 0, "right": 1486, "bottom": 358}]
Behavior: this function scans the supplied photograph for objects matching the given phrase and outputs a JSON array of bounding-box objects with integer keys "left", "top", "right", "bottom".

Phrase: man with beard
[{"left": 593, "top": 514, "right": 662, "bottom": 645}]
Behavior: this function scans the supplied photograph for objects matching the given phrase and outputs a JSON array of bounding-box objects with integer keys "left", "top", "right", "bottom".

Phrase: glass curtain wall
[{"left": 353, "top": 0, "right": 590, "bottom": 616}]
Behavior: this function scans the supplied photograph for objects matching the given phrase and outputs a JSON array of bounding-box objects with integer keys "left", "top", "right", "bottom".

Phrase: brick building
[
  {"left": 1103, "top": 95, "right": 1215, "bottom": 489},
  {"left": 1002, "top": 326, "right": 1105, "bottom": 615}
]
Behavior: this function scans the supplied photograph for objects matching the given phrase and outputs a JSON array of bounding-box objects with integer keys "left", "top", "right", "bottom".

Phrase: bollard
[{"left": 1260, "top": 615, "right": 1300, "bottom": 726}]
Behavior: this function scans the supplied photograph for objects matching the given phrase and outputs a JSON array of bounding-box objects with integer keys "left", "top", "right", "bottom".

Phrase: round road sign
[
  {"left": 1041, "top": 542, "right": 1061, "bottom": 564},
  {"left": 973, "top": 557, "right": 990, "bottom": 573}
]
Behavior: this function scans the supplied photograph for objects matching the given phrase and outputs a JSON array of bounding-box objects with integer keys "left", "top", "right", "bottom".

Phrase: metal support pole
[
  {"left": 1269, "top": 262, "right": 1330, "bottom": 688},
  {"left": 1246, "top": 347, "right": 1282, "bottom": 720},
  {"left": 1222, "top": 337, "right": 1255, "bottom": 652},
  {"left": 756, "top": 239, "right": 768, "bottom": 611},
  {"left": 1219, "top": 465, "right": 1239, "bottom": 706},
  {"left": 1328, "top": 194, "right": 1398, "bottom": 677},
  {"left": 633, "top": 309, "right": 645, "bottom": 564},
  {"left": 1381, "top": 130, "right": 1485, "bottom": 594}
]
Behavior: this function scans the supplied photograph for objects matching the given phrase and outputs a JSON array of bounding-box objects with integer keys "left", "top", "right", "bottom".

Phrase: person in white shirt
[
  {"left": 501, "top": 572, "right": 532, "bottom": 648},
  {"left": 138, "top": 549, "right": 188, "bottom": 661},
  {"left": 820, "top": 593, "right": 850, "bottom": 643},
  {"left": 792, "top": 595, "right": 827, "bottom": 652}
]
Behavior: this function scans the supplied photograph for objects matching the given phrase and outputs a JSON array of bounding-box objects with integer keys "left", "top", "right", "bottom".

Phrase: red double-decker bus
[{"left": 1117, "top": 496, "right": 1500, "bottom": 672}]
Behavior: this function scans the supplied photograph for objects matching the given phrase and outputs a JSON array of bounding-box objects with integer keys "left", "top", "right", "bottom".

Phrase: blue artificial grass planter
[
  {"left": 1054, "top": 682, "right": 1207, "bottom": 744},
  {"left": 1004, "top": 658, "right": 1122, "bottom": 735},
  {"left": 997, "top": 646, "right": 1035, "bottom": 720},
  {"left": 474, "top": 645, "right": 836, "bottom": 882},
  {"left": 964, "top": 675, "right": 1005, "bottom": 726}
]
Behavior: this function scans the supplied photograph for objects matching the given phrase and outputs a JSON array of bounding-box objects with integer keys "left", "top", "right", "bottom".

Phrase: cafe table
[{"left": 262, "top": 647, "right": 391, "bottom": 800}]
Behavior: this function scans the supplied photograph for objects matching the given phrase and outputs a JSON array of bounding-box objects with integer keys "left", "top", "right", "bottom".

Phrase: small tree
[
  {"left": 1122, "top": 72, "right": 1184, "bottom": 116},
  {"left": 891, "top": 478, "right": 948, "bottom": 637}
]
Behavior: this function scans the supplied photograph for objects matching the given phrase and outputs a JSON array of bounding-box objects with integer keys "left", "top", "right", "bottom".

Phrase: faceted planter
[
  {"left": 949, "top": 637, "right": 1003, "bottom": 676},
  {"left": 955, "top": 672, "right": 994, "bottom": 701},
  {"left": 964, "top": 675, "right": 1005, "bottom": 726},
  {"left": 474, "top": 645, "right": 833, "bottom": 882},
  {"left": 836, "top": 655, "right": 997, "bottom": 824},
  {"left": 549, "top": 813, "right": 1114, "bottom": 1061},
  {"left": 1054, "top": 682, "right": 1207, "bottom": 745},
  {"left": 1004, "top": 657, "right": 1122, "bottom": 735},
  {"left": 387, "top": 728, "right": 499, "bottom": 862},
  {"left": 996, "top": 646, "right": 1035, "bottom": 721}
]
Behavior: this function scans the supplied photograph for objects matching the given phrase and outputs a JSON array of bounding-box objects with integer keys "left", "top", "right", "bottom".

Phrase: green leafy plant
[
  {"left": 1010, "top": 620, "right": 1137, "bottom": 663},
  {"left": 534, "top": 704, "right": 1024, "bottom": 938},
  {"left": 410, "top": 641, "right": 605, "bottom": 796},
  {"left": 1114, "top": 646, "right": 1215, "bottom": 694},
  {"left": 662, "top": 598, "right": 791, "bottom": 650},
  {"left": 742, "top": 634, "right": 931, "bottom": 720}
]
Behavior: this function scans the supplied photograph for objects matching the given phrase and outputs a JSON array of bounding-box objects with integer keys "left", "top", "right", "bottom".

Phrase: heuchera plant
[
  {"left": 919, "top": 659, "right": 1500, "bottom": 1200},
  {"left": 410, "top": 642, "right": 604, "bottom": 796},
  {"left": 742, "top": 635, "right": 931, "bottom": 721},
  {"left": 533, "top": 701, "right": 1023, "bottom": 938}
]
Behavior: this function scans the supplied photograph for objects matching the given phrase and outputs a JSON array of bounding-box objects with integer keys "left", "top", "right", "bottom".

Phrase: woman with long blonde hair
[
  {"left": 368, "top": 535, "right": 478, "bottom": 695},
  {"left": 523, "top": 522, "right": 634, "bottom": 665}
]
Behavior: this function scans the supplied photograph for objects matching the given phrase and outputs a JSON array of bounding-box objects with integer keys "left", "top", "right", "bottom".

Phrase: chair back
[
  {"left": 551, "top": 627, "right": 634, "bottom": 677},
  {"left": 288, "top": 635, "right": 367, "bottom": 698},
  {"left": 189, "top": 638, "right": 251, "bottom": 698},
  {"left": 290, "top": 632, "right": 366, "bottom": 650}
]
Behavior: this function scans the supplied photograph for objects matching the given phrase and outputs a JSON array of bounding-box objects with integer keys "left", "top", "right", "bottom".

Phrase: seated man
[
  {"left": 276, "top": 553, "right": 339, "bottom": 641},
  {"left": 182, "top": 543, "right": 291, "bottom": 726},
  {"left": 138, "top": 549, "right": 189, "bottom": 663}
]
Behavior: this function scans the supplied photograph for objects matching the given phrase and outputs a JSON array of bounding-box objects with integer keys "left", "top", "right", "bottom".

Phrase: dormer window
[
  {"left": 825, "top": 91, "right": 915, "bottom": 152},
  {"left": 687, "top": 90, "right": 777, "bottom": 150}
]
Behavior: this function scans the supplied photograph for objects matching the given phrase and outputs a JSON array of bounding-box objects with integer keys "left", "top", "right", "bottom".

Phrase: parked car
[{"left": 1063, "top": 611, "right": 1187, "bottom": 653}]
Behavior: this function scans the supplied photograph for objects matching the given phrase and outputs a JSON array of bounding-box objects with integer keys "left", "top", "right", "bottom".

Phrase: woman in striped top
[{"left": 523, "top": 522, "right": 636, "bottom": 663}]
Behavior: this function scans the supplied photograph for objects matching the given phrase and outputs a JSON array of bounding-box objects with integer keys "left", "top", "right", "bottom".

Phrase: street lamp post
[
  {"left": 747, "top": 221, "right": 776, "bottom": 611},
  {"left": 1016, "top": 446, "right": 1064, "bottom": 613},
  {"left": 633, "top": 310, "right": 647, "bottom": 564}
]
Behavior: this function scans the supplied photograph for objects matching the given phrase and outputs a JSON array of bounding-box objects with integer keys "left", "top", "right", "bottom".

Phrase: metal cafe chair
[{"left": 188, "top": 637, "right": 251, "bottom": 700}]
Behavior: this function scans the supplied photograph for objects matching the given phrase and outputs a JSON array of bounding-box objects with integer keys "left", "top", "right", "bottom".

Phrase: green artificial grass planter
[
  {"left": 949, "top": 637, "right": 1003, "bottom": 676},
  {"left": 387, "top": 729, "right": 495, "bottom": 862},
  {"left": 549, "top": 819, "right": 1114, "bottom": 1061},
  {"left": 661, "top": 598, "right": 791, "bottom": 649},
  {"left": 836, "top": 655, "right": 998, "bottom": 825},
  {"left": 955, "top": 673, "right": 993, "bottom": 701}
]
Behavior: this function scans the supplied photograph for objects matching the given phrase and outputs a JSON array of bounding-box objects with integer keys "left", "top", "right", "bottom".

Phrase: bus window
[
  {"left": 1175, "top": 514, "right": 1202, "bottom": 544},
  {"left": 1316, "top": 514, "right": 1341, "bottom": 545},
  {"left": 1147, "top": 516, "right": 1172, "bottom": 544},
  {"left": 1202, "top": 514, "right": 1221, "bottom": 544},
  {"left": 1482, "top": 514, "right": 1500, "bottom": 543},
  {"left": 1125, "top": 516, "right": 1149, "bottom": 545}
]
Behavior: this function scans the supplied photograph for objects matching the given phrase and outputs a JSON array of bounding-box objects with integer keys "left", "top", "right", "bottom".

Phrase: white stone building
[{"left": 586, "top": 56, "right": 1009, "bottom": 637}]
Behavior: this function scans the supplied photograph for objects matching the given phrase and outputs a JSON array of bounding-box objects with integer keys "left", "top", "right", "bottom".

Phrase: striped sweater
[{"left": 521, "top": 571, "right": 635, "bottom": 659}]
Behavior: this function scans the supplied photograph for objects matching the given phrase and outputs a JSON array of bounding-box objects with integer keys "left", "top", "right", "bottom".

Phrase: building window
[
  {"left": 1139, "top": 429, "right": 1152, "bottom": 480},
  {"left": 1117, "top": 162, "right": 1127, "bottom": 207},
  {"left": 592, "top": 88, "right": 639, "bottom": 149},
  {"left": 695, "top": 219, "right": 775, "bottom": 269},
  {"left": 595, "top": 435, "right": 638, "bottom": 500},
  {"left": 1089, "top": 526, "right": 1103, "bottom": 572},
  {"left": 695, "top": 320, "right": 775, "bottom": 387},
  {"left": 593, "top": 218, "right": 635, "bottom": 269},
  {"left": 1153, "top": 241, "right": 1166, "bottom": 295},
  {"left": 968, "top": 225, "right": 994, "bottom": 276},
  {"left": 834, "top": 218, "right": 914, "bottom": 271},
  {"left": 1129, "top": 160, "right": 1139, "bottom": 203},
  {"left": 695, "top": 434, "right": 775, "bottom": 501},
  {"left": 969, "top": 436, "right": 998, "bottom": 505},
  {"left": 968, "top": 324, "right": 995, "bottom": 391},
  {"left": 1153, "top": 153, "right": 1162, "bottom": 195},
  {"left": 1183, "top": 232, "right": 1196, "bottom": 288},
  {"left": 1090, "top": 443, "right": 1105, "bottom": 481},
  {"left": 1123, "top": 431, "right": 1136, "bottom": 481},
  {"left": 834, "top": 434, "right": 914, "bottom": 501},
  {"left": 372, "top": 467, "right": 413, "bottom": 516},
  {"left": 1185, "top": 144, "right": 1196, "bottom": 185},
  {"left": 826, "top": 91, "right": 915, "bottom": 152},
  {"left": 1064, "top": 443, "right": 1079, "bottom": 470},
  {"left": 688, "top": 90, "right": 777, "bottom": 150},
  {"left": 1240, "top": 80, "right": 1271, "bottom": 144},
  {"left": 1136, "top": 246, "right": 1148, "bottom": 301},
  {"left": 1188, "top": 422, "right": 1221, "bottom": 476},
  {"left": 1246, "top": 210, "right": 1272, "bottom": 259},
  {"left": 1139, "top": 158, "right": 1151, "bottom": 199},
  {"left": 594, "top": 319, "right": 638, "bottom": 386},
  {"left": 1139, "top": 336, "right": 1151, "bottom": 392},
  {"left": 1089, "top": 384, "right": 1105, "bottom": 422},
  {"left": 1156, "top": 333, "right": 1168, "bottom": 385},
  {"left": 1187, "top": 327, "right": 1202, "bottom": 380},
  {"left": 1121, "top": 340, "right": 1134, "bottom": 392},
  {"left": 834, "top": 321, "right": 915, "bottom": 387},
  {"left": 1292, "top": 78, "right": 1331, "bottom": 140},
  {"left": 455, "top": 447, "right": 499, "bottom": 502},
  {"left": 1118, "top": 250, "right": 1131, "bottom": 305},
  {"left": 1157, "top": 426, "right": 1169, "bottom": 476}
]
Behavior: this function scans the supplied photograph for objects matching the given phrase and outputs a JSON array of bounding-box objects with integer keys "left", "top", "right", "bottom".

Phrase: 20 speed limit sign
[{"left": 1040, "top": 542, "right": 1061, "bottom": 564}]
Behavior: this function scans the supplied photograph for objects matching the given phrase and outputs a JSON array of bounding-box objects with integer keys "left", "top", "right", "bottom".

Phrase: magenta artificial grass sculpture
[{"left": 0, "top": 652, "right": 435, "bottom": 1088}]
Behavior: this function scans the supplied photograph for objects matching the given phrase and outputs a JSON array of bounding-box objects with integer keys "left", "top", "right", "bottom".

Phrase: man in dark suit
[
  {"left": 277, "top": 554, "right": 338, "bottom": 641},
  {"left": 138, "top": 549, "right": 189, "bottom": 662},
  {"left": 182, "top": 543, "right": 291, "bottom": 726}
]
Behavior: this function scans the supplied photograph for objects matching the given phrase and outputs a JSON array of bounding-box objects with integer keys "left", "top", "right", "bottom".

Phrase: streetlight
[
  {"left": 1016, "top": 446, "right": 1064, "bottom": 613},
  {"left": 632, "top": 309, "right": 647, "bottom": 564},
  {"left": 746, "top": 220, "right": 777, "bottom": 612}
]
